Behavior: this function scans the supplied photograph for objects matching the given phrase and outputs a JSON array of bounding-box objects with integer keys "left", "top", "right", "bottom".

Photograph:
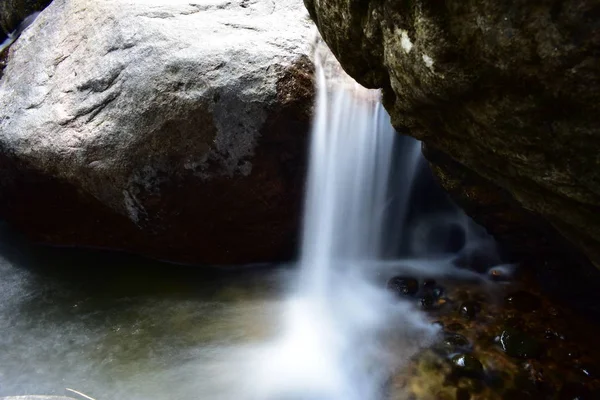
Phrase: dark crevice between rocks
[{"left": 423, "top": 144, "right": 600, "bottom": 321}]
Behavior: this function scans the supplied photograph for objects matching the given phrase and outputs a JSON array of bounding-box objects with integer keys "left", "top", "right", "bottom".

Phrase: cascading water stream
[
  {"left": 300, "top": 59, "right": 396, "bottom": 296},
  {"left": 248, "top": 53, "right": 441, "bottom": 400}
]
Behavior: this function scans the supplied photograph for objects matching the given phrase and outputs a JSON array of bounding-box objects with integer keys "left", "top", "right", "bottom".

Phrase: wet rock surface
[
  {"left": 386, "top": 269, "right": 600, "bottom": 399},
  {"left": 451, "top": 354, "right": 484, "bottom": 378},
  {"left": 459, "top": 301, "right": 482, "bottom": 320},
  {"left": 499, "top": 328, "right": 543, "bottom": 359},
  {"left": 433, "top": 332, "right": 471, "bottom": 357},
  {"left": 305, "top": 0, "right": 600, "bottom": 270}
]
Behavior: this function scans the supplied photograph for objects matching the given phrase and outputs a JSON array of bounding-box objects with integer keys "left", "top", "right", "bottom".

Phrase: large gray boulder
[
  {"left": 0, "top": 0, "right": 316, "bottom": 264},
  {"left": 305, "top": 0, "right": 600, "bottom": 268}
]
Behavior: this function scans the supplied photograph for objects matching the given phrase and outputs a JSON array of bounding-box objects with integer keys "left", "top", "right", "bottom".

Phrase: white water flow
[
  {"left": 248, "top": 59, "right": 440, "bottom": 400},
  {"left": 300, "top": 66, "right": 396, "bottom": 296}
]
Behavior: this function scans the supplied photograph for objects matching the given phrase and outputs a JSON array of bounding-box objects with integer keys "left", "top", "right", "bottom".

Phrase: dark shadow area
[{"left": 0, "top": 221, "right": 286, "bottom": 304}]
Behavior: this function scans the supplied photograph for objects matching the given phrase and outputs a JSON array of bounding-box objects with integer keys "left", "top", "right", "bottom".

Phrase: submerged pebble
[
  {"left": 427, "top": 285, "right": 445, "bottom": 299},
  {"left": 444, "top": 333, "right": 470, "bottom": 348},
  {"left": 421, "top": 293, "right": 437, "bottom": 310},
  {"left": 420, "top": 283, "right": 447, "bottom": 310},
  {"left": 387, "top": 276, "right": 419, "bottom": 297},
  {"left": 459, "top": 301, "right": 481, "bottom": 320},
  {"left": 451, "top": 354, "right": 484, "bottom": 377},
  {"left": 500, "top": 328, "right": 543, "bottom": 359},
  {"left": 435, "top": 332, "right": 471, "bottom": 355}
]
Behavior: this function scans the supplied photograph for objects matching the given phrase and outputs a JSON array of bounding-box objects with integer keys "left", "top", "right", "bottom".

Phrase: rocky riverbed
[{"left": 387, "top": 267, "right": 600, "bottom": 399}]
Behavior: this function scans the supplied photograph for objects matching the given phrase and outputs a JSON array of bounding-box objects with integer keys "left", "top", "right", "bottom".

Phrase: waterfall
[
  {"left": 299, "top": 58, "right": 397, "bottom": 296},
  {"left": 248, "top": 53, "right": 439, "bottom": 400}
]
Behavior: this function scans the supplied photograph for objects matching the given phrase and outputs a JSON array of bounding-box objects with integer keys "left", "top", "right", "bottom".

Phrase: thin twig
[{"left": 65, "top": 387, "right": 98, "bottom": 400}]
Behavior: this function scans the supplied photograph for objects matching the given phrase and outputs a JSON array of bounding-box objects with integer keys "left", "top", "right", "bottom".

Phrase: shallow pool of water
[
  {"left": 0, "top": 226, "right": 300, "bottom": 400},
  {"left": 4, "top": 225, "right": 600, "bottom": 400}
]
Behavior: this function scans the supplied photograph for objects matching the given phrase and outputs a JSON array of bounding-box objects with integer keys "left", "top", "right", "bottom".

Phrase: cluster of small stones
[{"left": 385, "top": 271, "right": 600, "bottom": 399}]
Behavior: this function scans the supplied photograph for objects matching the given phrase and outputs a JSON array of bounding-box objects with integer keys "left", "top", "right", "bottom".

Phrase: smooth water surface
[{"left": 0, "top": 226, "right": 294, "bottom": 399}]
